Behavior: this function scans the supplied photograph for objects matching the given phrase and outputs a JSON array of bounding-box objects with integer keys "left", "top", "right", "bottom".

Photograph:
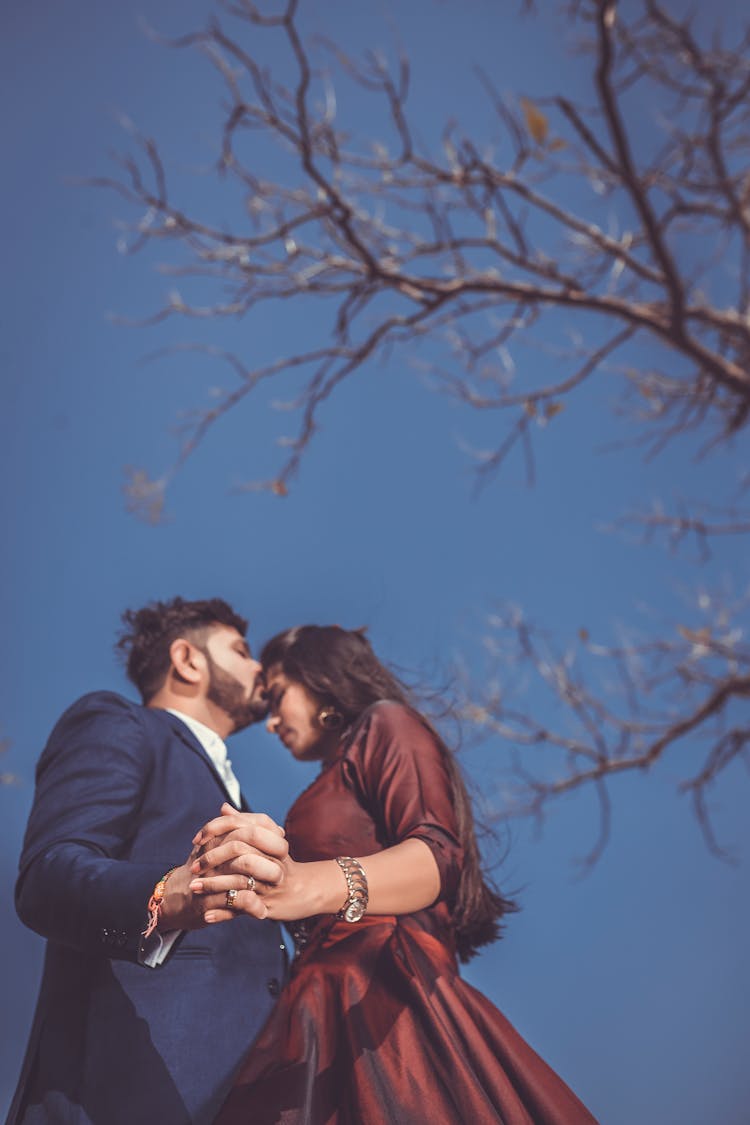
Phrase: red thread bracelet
[{"left": 142, "top": 867, "right": 178, "bottom": 938}]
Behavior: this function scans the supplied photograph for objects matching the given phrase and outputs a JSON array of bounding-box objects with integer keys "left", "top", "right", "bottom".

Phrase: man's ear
[{"left": 169, "top": 638, "right": 206, "bottom": 685}]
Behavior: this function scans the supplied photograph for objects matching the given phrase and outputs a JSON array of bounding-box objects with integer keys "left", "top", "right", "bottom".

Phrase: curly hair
[
  {"left": 117, "top": 597, "right": 248, "bottom": 702},
  {"left": 261, "top": 624, "right": 517, "bottom": 961}
]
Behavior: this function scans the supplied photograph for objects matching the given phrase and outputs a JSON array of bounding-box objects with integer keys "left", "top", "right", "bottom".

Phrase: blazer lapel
[{"left": 158, "top": 710, "right": 242, "bottom": 808}]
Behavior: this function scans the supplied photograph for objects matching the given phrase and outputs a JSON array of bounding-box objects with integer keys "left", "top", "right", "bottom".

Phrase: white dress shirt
[
  {"left": 142, "top": 710, "right": 242, "bottom": 967},
  {"left": 167, "top": 709, "right": 242, "bottom": 807}
]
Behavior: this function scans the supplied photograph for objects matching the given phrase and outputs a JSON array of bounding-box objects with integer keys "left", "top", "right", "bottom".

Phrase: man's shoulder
[
  {"left": 63, "top": 690, "right": 143, "bottom": 719},
  {"left": 50, "top": 691, "right": 149, "bottom": 739},
  {"left": 39, "top": 693, "right": 149, "bottom": 767}
]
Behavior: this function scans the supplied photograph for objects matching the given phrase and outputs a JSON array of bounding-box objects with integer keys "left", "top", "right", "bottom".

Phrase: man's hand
[
  {"left": 186, "top": 805, "right": 290, "bottom": 923},
  {"left": 159, "top": 808, "right": 288, "bottom": 929},
  {"left": 190, "top": 851, "right": 342, "bottom": 924},
  {"left": 189, "top": 804, "right": 343, "bottom": 924},
  {"left": 157, "top": 851, "right": 210, "bottom": 931}
]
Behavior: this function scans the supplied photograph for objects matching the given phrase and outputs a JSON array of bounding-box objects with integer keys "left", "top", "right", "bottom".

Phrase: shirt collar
[
  {"left": 166, "top": 708, "right": 226, "bottom": 757},
  {"left": 164, "top": 708, "right": 241, "bottom": 807}
]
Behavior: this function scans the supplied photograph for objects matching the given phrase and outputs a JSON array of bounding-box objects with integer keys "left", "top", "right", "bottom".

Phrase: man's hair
[{"left": 116, "top": 597, "right": 248, "bottom": 702}]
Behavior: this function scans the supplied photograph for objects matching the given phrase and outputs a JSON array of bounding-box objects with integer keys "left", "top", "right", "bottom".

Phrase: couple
[{"left": 9, "top": 597, "right": 597, "bottom": 1125}]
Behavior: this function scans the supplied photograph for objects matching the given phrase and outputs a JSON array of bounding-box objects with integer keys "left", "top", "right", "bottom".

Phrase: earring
[{"left": 318, "top": 707, "right": 344, "bottom": 731}]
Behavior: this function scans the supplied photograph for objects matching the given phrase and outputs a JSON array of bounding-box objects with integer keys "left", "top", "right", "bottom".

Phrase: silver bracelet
[{"left": 334, "top": 856, "right": 369, "bottom": 923}]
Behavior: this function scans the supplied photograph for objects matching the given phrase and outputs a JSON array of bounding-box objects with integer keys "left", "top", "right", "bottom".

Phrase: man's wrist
[
  {"left": 157, "top": 861, "right": 201, "bottom": 931},
  {"left": 143, "top": 867, "right": 179, "bottom": 938}
]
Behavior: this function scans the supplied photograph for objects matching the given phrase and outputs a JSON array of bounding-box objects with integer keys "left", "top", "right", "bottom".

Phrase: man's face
[{"left": 202, "top": 626, "right": 268, "bottom": 732}]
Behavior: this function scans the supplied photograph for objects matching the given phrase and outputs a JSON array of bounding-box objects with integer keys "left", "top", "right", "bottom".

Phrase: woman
[{"left": 190, "top": 625, "right": 598, "bottom": 1124}]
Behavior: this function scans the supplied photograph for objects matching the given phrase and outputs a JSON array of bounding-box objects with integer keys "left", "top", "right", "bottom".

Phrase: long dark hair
[{"left": 261, "top": 624, "right": 516, "bottom": 962}]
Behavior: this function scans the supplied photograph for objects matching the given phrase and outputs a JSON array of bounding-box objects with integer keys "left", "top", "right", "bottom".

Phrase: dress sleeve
[{"left": 343, "top": 701, "right": 464, "bottom": 906}]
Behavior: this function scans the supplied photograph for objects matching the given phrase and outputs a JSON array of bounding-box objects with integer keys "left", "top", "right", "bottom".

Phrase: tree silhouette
[{"left": 96, "top": 0, "right": 750, "bottom": 860}]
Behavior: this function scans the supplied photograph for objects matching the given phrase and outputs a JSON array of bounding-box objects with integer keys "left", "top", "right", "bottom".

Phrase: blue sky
[{"left": 2, "top": 3, "right": 748, "bottom": 1122}]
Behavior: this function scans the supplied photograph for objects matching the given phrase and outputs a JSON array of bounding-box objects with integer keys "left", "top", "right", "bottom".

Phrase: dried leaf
[
  {"left": 547, "top": 137, "right": 567, "bottom": 152},
  {"left": 677, "top": 625, "right": 711, "bottom": 644},
  {"left": 544, "top": 401, "right": 565, "bottom": 420},
  {"left": 520, "top": 98, "right": 549, "bottom": 145},
  {"left": 578, "top": 628, "right": 590, "bottom": 643},
  {"left": 271, "top": 479, "right": 288, "bottom": 497},
  {"left": 523, "top": 399, "right": 537, "bottom": 418},
  {"left": 123, "top": 467, "right": 167, "bottom": 526}
]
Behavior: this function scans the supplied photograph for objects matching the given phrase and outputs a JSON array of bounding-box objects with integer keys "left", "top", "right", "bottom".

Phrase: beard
[{"left": 205, "top": 654, "right": 269, "bottom": 732}]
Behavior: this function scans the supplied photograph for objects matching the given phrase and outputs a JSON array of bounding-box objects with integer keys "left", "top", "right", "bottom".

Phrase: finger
[
  {"left": 221, "top": 853, "right": 283, "bottom": 884},
  {"left": 191, "top": 839, "right": 253, "bottom": 873},
  {"left": 190, "top": 873, "right": 270, "bottom": 895},
  {"left": 221, "top": 802, "right": 285, "bottom": 834},
  {"left": 201, "top": 890, "right": 269, "bottom": 922},
  {"left": 192, "top": 848, "right": 283, "bottom": 885},
  {"left": 222, "top": 826, "right": 289, "bottom": 860},
  {"left": 202, "top": 910, "right": 234, "bottom": 924},
  {"left": 201, "top": 826, "right": 288, "bottom": 860},
  {"left": 189, "top": 874, "right": 249, "bottom": 895},
  {"left": 193, "top": 808, "right": 284, "bottom": 846},
  {"left": 192, "top": 827, "right": 288, "bottom": 867},
  {"left": 191, "top": 858, "right": 278, "bottom": 892}
]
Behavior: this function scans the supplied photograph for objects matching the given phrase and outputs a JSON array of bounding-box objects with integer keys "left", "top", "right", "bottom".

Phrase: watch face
[{"left": 344, "top": 901, "right": 366, "bottom": 923}]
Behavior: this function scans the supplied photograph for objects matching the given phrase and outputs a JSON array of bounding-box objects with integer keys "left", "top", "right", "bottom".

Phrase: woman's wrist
[
  {"left": 294, "top": 859, "right": 349, "bottom": 917},
  {"left": 323, "top": 859, "right": 352, "bottom": 915}
]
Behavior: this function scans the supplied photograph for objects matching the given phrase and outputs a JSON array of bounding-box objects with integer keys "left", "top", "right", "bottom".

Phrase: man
[{"left": 7, "top": 598, "right": 289, "bottom": 1125}]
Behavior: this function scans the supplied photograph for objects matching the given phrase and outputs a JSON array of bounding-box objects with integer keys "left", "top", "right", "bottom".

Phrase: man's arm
[
  {"left": 17, "top": 696, "right": 286, "bottom": 964},
  {"left": 17, "top": 694, "right": 192, "bottom": 963}
]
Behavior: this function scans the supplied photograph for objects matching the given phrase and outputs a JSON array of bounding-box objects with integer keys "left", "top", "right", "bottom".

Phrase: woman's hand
[
  {"left": 188, "top": 805, "right": 292, "bottom": 921},
  {"left": 190, "top": 849, "right": 343, "bottom": 924},
  {"left": 193, "top": 804, "right": 287, "bottom": 854},
  {"left": 189, "top": 807, "right": 441, "bottom": 924}
]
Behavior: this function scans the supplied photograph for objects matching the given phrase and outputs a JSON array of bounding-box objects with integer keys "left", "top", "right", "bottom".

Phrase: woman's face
[{"left": 264, "top": 664, "right": 341, "bottom": 761}]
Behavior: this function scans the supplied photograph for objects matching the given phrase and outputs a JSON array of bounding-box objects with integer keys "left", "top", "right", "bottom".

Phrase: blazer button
[{"left": 266, "top": 978, "right": 280, "bottom": 997}]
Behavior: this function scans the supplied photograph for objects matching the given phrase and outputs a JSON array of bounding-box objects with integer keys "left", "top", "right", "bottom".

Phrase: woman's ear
[{"left": 318, "top": 707, "right": 344, "bottom": 731}]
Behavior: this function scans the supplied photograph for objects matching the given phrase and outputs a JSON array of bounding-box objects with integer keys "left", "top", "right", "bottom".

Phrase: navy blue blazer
[{"left": 7, "top": 692, "right": 287, "bottom": 1125}]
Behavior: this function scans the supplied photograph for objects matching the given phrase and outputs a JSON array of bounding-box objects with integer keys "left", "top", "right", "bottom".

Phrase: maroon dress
[{"left": 215, "top": 701, "right": 598, "bottom": 1125}]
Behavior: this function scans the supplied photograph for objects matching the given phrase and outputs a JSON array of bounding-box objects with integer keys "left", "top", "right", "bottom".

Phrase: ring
[
  {"left": 246, "top": 876, "right": 256, "bottom": 892},
  {"left": 225, "top": 888, "right": 238, "bottom": 910}
]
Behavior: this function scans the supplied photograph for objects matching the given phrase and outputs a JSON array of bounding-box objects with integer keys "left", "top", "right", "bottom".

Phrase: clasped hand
[{"left": 189, "top": 803, "right": 327, "bottom": 924}]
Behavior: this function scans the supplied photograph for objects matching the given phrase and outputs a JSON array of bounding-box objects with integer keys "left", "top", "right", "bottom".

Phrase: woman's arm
[{"left": 189, "top": 807, "right": 441, "bottom": 923}]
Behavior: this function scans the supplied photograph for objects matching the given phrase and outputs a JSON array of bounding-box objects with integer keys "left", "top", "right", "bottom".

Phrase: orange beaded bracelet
[{"left": 142, "top": 867, "right": 178, "bottom": 938}]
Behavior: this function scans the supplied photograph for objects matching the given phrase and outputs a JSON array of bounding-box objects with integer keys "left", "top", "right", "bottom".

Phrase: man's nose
[{"left": 266, "top": 714, "right": 280, "bottom": 733}]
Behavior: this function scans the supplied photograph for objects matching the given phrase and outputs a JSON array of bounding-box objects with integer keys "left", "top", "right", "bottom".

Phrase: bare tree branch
[
  {"left": 97, "top": 0, "right": 750, "bottom": 498},
  {"left": 460, "top": 596, "right": 750, "bottom": 863},
  {"left": 97, "top": 0, "right": 750, "bottom": 858}
]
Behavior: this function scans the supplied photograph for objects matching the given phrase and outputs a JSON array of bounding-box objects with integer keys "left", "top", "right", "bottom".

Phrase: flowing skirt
[{"left": 215, "top": 916, "right": 598, "bottom": 1125}]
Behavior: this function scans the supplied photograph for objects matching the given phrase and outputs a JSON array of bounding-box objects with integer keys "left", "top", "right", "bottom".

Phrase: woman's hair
[{"left": 261, "top": 624, "right": 516, "bottom": 961}]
